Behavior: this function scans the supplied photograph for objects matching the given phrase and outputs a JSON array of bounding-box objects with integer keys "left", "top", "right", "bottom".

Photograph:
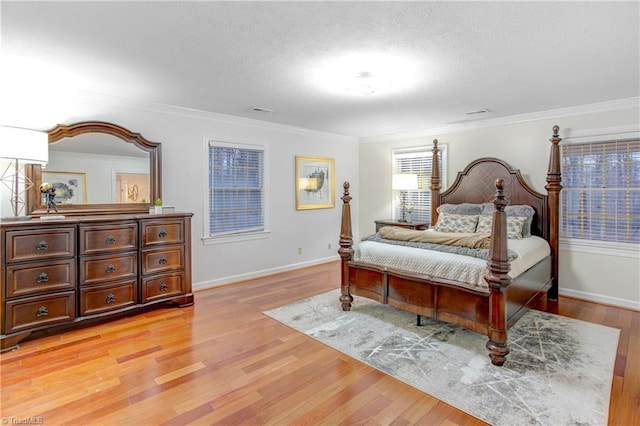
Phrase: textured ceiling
[{"left": 1, "top": 1, "right": 639, "bottom": 139}]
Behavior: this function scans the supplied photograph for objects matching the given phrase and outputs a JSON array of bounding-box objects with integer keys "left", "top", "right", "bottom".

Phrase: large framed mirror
[{"left": 26, "top": 121, "right": 161, "bottom": 216}]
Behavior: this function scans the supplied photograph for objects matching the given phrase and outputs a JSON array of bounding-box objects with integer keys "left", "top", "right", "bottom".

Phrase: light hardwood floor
[{"left": 1, "top": 260, "right": 638, "bottom": 425}]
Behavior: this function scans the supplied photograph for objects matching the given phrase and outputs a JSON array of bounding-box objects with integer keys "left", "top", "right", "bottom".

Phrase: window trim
[
  {"left": 560, "top": 124, "right": 640, "bottom": 256},
  {"left": 202, "top": 138, "right": 270, "bottom": 245}
]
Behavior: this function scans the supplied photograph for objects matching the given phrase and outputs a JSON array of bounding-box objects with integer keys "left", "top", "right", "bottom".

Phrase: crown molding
[
  {"left": 359, "top": 97, "right": 640, "bottom": 143},
  {"left": 67, "top": 90, "right": 359, "bottom": 143}
]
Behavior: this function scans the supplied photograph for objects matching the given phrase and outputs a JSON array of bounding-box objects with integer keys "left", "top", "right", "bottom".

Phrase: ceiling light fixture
[
  {"left": 346, "top": 71, "right": 376, "bottom": 95},
  {"left": 311, "top": 51, "right": 423, "bottom": 97}
]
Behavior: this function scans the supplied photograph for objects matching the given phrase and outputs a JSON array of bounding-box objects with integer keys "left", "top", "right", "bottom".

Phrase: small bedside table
[{"left": 375, "top": 219, "right": 429, "bottom": 232}]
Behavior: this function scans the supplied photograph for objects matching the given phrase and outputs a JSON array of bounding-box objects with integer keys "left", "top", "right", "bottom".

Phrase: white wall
[
  {"left": 0, "top": 91, "right": 359, "bottom": 289},
  {"left": 358, "top": 105, "right": 640, "bottom": 309},
  {"left": 2, "top": 90, "right": 637, "bottom": 309}
]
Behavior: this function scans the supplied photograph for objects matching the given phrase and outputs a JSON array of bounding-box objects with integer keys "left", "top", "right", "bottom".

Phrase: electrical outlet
[
  {"left": 327, "top": 243, "right": 332, "bottom": 250},
  {"left": 297, "top": 247, "right": 303, "bottom": 255}
]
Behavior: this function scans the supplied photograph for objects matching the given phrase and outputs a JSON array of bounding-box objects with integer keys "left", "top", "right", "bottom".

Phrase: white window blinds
[
  {"left": 208, "top": 144, "right": 264, "bottom": 236},
  {"left": 561, "top": 138, "right": 640, "bottom": 244}
]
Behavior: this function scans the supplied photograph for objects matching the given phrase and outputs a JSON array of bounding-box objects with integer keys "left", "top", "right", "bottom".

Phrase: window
[
  {"left": 392, "top": 145, "right": 446, "bottom": 224},
  {"left": 207, "top": 142, "right": 266, "bottom": 238},
  {"left": 561, "top": 138, "right": 640, "bottom": 244}
]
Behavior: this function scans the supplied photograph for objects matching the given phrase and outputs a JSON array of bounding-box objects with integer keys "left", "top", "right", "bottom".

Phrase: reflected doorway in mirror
[{"left": 116, "top": 172, "right": 150, "bottom": 204}]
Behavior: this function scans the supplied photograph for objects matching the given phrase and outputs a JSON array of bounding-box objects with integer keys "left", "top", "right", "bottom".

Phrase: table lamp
[
  {"left": 392, "top": 173, "right": 418, "bottom": 222},
  {"left": 0, "top": 126, "right": 48, "bottom": 218}
]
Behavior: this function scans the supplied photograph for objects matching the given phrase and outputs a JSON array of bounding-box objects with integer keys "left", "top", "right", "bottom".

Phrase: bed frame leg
[
  {"left": 484, "top": 178, "right": 512, "bottom": 366},
  {"left": 339, "top": 182, "right": 354, "bottom": 311},
  {"left": 416, "top": 314, "right": 422, "bottom": 326},
  {"left": 486, "top": 338, "right": 509, "bottom": 366},
  {"left": 545, "top": 125, "right": 562, "bottom": 302}
]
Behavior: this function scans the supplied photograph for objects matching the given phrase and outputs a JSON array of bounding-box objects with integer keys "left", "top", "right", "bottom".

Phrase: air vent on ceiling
[
  {"left": 250, "top": 107, "right": 274, "bottom": 113},
  {"left": 465, "top": 108, "right": 490, "bottom": 115}
]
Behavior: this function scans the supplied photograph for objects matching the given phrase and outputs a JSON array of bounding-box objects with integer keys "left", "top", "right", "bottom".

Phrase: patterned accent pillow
[
  {"left": 476, "top": 215, "right": 526, "bottom": 239},
  {"left": 437, "top": 203, "right": 483, "bottom": 216},
  {"left": 481, "top": 203, "right": 535, "bottom": 237},
  {"left": 434, "top": 213, "right": 479, "bottom": 233}
]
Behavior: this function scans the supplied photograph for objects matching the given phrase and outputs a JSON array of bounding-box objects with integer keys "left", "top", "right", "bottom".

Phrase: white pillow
[
  {"left": 434, "top": 213, "right": 479, "bottom": 233},
  {"left": 476, "top": 215, "right": 526, "bottom": 239},
  {"left": 481, "top": 203, "right": 535, "bottom": 237}
]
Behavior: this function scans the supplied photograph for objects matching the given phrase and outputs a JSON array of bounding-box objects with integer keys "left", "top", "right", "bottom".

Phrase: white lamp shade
[
  {"left": 0, "top": 126, "right": 48, "bottom": 164},
  {"left": 392, "top": 173, "right": 418, "bottom": 190}
]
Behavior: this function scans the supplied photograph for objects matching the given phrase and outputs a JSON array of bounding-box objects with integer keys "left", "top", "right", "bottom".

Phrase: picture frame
[
  {"left": 41, "top": 171, "right": 87, "bottom": 205},
  {"left": 295, "top": 156, "right": 335, "bottom": 210}
]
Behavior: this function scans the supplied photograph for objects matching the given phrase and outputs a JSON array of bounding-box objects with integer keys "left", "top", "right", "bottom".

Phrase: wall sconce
[
  {"left": 392, "top": 173, "right": 418, "bottom": 222},
  {"left": 0, "top": 126, "right": 48, "bottom": 218}
]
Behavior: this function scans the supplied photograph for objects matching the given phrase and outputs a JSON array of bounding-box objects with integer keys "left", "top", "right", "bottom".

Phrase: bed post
[
  {"left": 484, "top": 178, "right": 511, "bottom": 366},
  {"left": 430, "top": 139, "right": 441, "bottom": 227},
  {"left": 339, "top": 182, "right": 354, "bottom": 311},
  {"left": 545, "top": 125, "right": 562, "bottom": 300}
]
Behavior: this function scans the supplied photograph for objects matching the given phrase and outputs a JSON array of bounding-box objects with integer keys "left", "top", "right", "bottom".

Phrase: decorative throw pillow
[
  {"left": 434, "top": 213, "right": 479, "bottom": 233},
  {"left": 476, "top": 215, "right": 526, "bottom": 239},
  {"left": 481, "top": 203, "right": 535, "bottom": 237},
  {"left": 437, "top": 203, "right": 483, "bottom": 216}
]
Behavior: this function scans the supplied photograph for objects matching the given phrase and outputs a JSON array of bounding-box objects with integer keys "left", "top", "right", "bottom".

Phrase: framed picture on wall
[
  {"left": 42, "top": 171, "right": 87, "bottom": 205},
  {"left": 295, "top": 156, "right": 335, "bottom": 210}
]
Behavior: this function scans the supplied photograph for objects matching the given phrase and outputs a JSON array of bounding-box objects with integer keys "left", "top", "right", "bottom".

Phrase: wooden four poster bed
[{"left": 338, "top": 126, "right": 562, "bottom": 366}]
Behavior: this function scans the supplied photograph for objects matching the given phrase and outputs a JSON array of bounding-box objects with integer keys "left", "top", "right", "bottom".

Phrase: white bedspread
[{"left": 353, "top": 236, "right": 550, "bottom": 292}]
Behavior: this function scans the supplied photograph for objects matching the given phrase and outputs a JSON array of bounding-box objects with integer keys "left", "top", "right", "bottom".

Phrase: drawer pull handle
[
  {"left": 105, "top": 235, "right": 116, "bottom": 244},
  {"left": 159, "top": 257, "right": 168, "bottom": 265},
  {"left": 159, "top": 282, "right": 168, "bottom": 292},
  {"left": 106, "top": 264, "right": 116, "bottom": 273},
  {"left": 158, "top": 230, "right": 168, "bottom": 238},
  {"left": 36, "top": 306, "right": 49, "bottom": 317},
  {"left": 36, "top": 241, "right": 49, "bottom": 251},
  {"left": 36, "top": 272, "right": 50, "bottom": 283},
  {"left": 106, "top": 293, "right": 116, "bottom": 303}
]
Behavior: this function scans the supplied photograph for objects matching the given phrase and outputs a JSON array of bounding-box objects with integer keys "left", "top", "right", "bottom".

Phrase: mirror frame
[{"left": 26, "top": 121, "right": 162, "bottom": 216}]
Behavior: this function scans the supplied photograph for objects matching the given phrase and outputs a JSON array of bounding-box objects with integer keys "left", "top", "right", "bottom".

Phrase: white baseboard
[
  {"left": 560, "top": 288, "right": 640, "bottom": 311},
  {"left": 193, "top": 256, "right": 338, "bottom": 292},
  {"left": 194, "top": 256, "right": 639, "bottom": 312}
]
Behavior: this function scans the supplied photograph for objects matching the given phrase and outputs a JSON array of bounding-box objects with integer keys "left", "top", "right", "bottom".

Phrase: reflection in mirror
[
  {"left": 26, "top": 121, "right": 161, "bottom": 216},
  {"left": 47, "top": 133, "right": 151, "bottom": 204}
]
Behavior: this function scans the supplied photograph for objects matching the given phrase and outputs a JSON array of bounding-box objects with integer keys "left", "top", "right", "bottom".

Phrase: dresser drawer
[
  {"left": 79, "top": 252, "right": 137, "bottom": 286},
  {"left": 5, "top": 228, "right": 76, "bottom": 263},
  {"left": 5, "top": 259, "right": 76, "bottom": 298},
  {"left": 79, "top": 223, "right": 137, "bottom": 255},
  {"left": 79, "top": 280, "right": 137, "bottom": 316},
  {"left": 141, "top": 272, "right": 185, "bottom": 303},
  {"left": 141, "top": 246, "right": 184, "bottom": 275},
  {"left": 141, "top": 220, "right": 184, "bottom": 247},
  {"left": 5, "top": 291, "right": 76, "bottom": 334}
]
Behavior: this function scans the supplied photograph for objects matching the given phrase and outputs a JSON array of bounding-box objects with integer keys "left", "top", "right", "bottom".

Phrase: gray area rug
[{"left": 264, "top": 289, "right": 620, "bottom": 426}]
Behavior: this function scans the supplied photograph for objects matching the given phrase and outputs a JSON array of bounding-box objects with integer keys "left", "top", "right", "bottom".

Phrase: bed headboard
[{"left": 436, "top": 157, "right": 548, "bottom": 240}]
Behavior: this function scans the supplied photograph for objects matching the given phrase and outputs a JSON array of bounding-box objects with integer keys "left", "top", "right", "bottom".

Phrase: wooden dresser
[{"left": 1, "top": 212, "right": 193, "bottom": 351}]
